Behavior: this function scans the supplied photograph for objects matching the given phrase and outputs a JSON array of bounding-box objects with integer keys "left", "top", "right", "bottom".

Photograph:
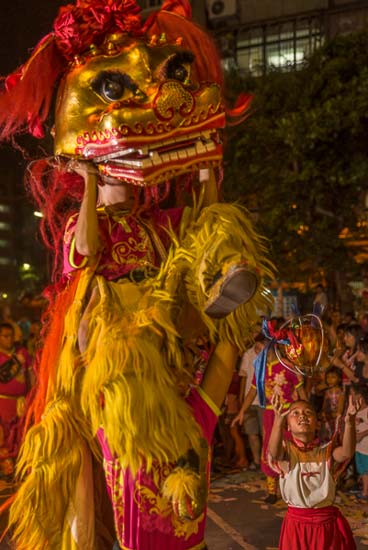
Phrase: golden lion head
[{"left": 55, "top": 32, "right": 224, "bottom": 186}]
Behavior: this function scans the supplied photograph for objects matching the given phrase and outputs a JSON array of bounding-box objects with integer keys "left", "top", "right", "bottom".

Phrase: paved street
[
  {"left": 205, "top": 469, "right": 368, "bottom": 550},
  {"left": 1, "top": 470, "right": 367, "bottom": 549}
]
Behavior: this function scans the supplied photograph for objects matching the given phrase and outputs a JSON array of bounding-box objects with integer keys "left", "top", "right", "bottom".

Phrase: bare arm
[
  {"left": 268, "top": 394, "right": 288, "bottom": 460},
  {"left": 68, "top": 160, "right": 100, "bottom": 257},
  {"left": 332, "top": 350, "right": 359, "bottom": 383},
  {"left": 333, "top": 394, "right": 362, "bottom": 463},
  {"left": 239, "top": 374, "right": 246, "bottom": 406},
  {"left": 231, "top": 386, "right": 257, "bottom": 427}
]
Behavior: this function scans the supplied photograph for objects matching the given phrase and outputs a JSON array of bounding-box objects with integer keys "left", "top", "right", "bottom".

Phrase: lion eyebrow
[{"left": 157, "top": 51, "right": 194, "bottom": 80}]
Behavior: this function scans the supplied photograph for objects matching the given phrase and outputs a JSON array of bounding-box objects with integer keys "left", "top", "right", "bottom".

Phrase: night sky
[
  {"left": 0, "top": 2, "right": 67, "bottom": 74},
  {"left": 0, "top": 1, "right": 68, "bottom": 171},
  {"left": 0, "top": 1, "right": 68, "bottom": 288}
]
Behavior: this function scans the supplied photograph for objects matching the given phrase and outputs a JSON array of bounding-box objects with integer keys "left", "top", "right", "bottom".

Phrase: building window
[
  {"left": 235, "top": 17, "right": 323, "bottom": 76},
  {"left": 0, "top": 204, "right": 10, "bottom": 214},
  {"left": 0, "top": 222, "right": 11, "bottom": 232}
]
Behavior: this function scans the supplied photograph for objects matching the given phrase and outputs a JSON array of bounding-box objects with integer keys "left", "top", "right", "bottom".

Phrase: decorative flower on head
[{"left": 53, "top": 0, "right": 143, "bottom": 60}]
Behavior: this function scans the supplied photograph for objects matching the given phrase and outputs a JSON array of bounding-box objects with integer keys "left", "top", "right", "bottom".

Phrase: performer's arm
[
  {"left": 239, "top": 374, "right": 246, "bottom": 406},
  {"left": 68, "top": 160, "right": 100, "bottom": 257},
  {"left": 231, "top": 385, "right": 257, "bottom": 427},
  {"left": 268, "top": 393, "right": 288, "bottom": 460},
  {"left": 333, "top": 393, "right": 361, "bottom": 463},
  {"left": 201, "top": 340, "right": 238, "bottom": 409}
]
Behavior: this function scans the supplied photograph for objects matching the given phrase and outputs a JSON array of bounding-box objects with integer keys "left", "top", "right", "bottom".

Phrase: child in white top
[{"left": 268, "top": 394, "right": 361, "bottom": 550}]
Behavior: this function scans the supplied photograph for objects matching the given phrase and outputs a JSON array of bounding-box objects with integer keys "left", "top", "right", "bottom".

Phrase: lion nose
[{"left": 154, "top": 81, "right": 194, "bottom": 120}]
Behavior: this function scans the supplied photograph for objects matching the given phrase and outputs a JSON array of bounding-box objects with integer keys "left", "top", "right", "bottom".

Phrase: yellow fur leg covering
[
  {"left": 9, "top": 268, "right": 98, "bottom": 550},
  {"left": 158, "top": 203, "right": 274, "bottom": 351},
  {"left": 82, "top": 277, "right": 202, "bottom": 474},
  {"left": 9, "top": 399, "right": 89, "bottom": 550}
]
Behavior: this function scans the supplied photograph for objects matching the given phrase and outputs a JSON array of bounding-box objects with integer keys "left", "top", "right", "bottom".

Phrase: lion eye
[
  {"left": 92, "top": 71, "right": 138, "bottom": 102},
  {"left": 172, "top": 65, "right": 188, "bottom": 82},
  {"left": 102, "top": 78, "right": 125, "bottom": 101},
  {"left": 165, "top": 51, "right": 194, "bottom": 83}
]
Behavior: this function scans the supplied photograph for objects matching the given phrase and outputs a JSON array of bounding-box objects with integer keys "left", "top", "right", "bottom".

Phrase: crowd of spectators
[
  {"left": 0, "top": 305, "right": 40, "bottom": 486},
  {"left": 2, "top": 295, "right": 368, "bottom": 507},
  {"left": 215, "top": 304, "right": 368, "bottom": 503}
]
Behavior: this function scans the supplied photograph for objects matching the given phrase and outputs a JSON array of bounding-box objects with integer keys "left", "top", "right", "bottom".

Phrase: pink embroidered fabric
[
  {"left": 0, "top": 348, "right": 32, "bottom": 420},
  {"left": 63, "top": 207, "right": 183, "bottom": 280},
  {"left": 0, "top": 347, "right": 32, "bottom": 461},
  {"left": 251, "top": 359, "right": 301, "bottom": 410},
  {"left": 97, "top": 387, "right": 218, "bottom": 550}
]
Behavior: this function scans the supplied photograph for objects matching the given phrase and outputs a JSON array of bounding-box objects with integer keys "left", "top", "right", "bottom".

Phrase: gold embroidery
[
  {"left": 134, "top": 462, "right": 204, "bottom": 540},
  {"left": 110, "top": 220, "right": 156, "bottom": 266},
  {"left": 63, "top": 212, "right": 79, "bottom": 245},
  {"left": 104, "top": 459, "right": 126, "bottom": 542},
  {"left": 104, "top": 459, "right": 204, "bottom": 544},
  {"left": 69, "top": 237, "right": 88, "bottom": 269}
]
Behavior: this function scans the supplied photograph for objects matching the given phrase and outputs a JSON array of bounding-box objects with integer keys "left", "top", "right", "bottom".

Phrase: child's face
[
  {"left": 0, "top": 328, "right": 14, "bottom": 351},
  {"left": 287, "top": 402, "right": 317, "bottom": 439},
  {"left": 326, "top": 372, "right": 340, "bottom": 388},
  {"left": 344, "top": 332, "right": 356, "bottom": 349}
]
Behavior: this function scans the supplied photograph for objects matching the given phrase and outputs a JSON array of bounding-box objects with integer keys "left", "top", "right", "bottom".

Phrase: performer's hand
[
  {"left": 66, "top": 159, "right": 99, "bottom": 183},
  {"left": 342, "top": 349, "right": 354, "bottom": 368},
  {"left": 231, "top": 411, "right": 244, "bottom": 428},
  {"left": 271, "top": 393, "right": 288, "bottom": 419}
]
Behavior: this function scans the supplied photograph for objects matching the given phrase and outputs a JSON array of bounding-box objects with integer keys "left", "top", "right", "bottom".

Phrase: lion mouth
[{"left": 87, "top": 130, "right": 222, "bottom": 185}]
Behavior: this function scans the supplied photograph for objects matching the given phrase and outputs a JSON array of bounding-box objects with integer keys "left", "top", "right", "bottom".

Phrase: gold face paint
[{"left": 54, "top": 34, "right": 225, "bottom": 186}]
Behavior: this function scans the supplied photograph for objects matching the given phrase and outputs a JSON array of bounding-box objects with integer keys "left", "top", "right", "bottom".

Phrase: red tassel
[
  {"left": 226, "top": 93, "right": 253, "bottom": 126},
  {"left": 0, "top": 37, "right": 64, "bottom": 140}
]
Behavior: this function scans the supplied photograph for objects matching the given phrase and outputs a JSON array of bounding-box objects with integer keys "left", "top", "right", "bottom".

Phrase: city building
[
  {"left": 207, "top": 0, "right": 368, "bottom": 75},
  {"left": 139, "top": 1, "right": 368, "bottom": 74},
  {"left": 0, "top": 151, "right": 45, "bottom": 301},
  {"left": 1, "top": 0, "right": 367, "bottom": 303}
]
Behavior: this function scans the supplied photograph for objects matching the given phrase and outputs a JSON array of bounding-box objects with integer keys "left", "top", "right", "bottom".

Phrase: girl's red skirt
[{"left": 279, "top": 506, "right": 356, "bottom": 550}]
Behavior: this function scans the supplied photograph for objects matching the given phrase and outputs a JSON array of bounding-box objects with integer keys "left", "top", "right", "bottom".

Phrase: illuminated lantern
[{"left": 275, "top": 314, "right": 324, "bottom": 377}]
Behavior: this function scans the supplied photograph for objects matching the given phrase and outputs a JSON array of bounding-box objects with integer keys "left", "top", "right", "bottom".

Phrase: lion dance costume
[{"left": 0, "top": 1, "right": 273, "bottom": 549}]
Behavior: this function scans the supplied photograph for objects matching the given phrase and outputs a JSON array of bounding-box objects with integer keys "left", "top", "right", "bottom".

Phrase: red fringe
[
  {"left": 0, "top": 495, "right": 15, "bottom": 540},
  {"left": 226, "top": 93, "right": 253, "bottom": 126},
  {"left": 25, "top": 159, "right": 84, "bottom": 281},
  {"left": 24, "top": 271, "right": 82, "bottom": 429},
  {"left": 0, "top": 39, "right": 64, "bottom": 140}
]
